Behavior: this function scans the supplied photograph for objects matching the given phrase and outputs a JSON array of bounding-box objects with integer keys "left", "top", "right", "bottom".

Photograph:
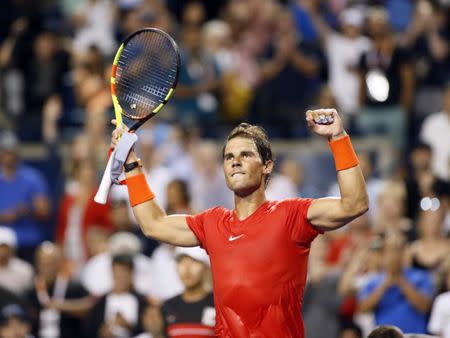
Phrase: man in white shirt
[{"left": 420, "top": 84, "right": 450, "bottom": 181}]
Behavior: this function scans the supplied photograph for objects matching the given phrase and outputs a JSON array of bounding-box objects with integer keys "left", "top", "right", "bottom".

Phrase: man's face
[
  {"left": 223, "top": 137, "right": 272, "bottom": 196},
  {"left": 177, "top": 256, "right": 206, "bottom": 290},
  {"left": 112, "top": 263, "right": 133, "bottom": 293},
  {"left": 0, "top": 317, "right": 30, "bottom": 338}
]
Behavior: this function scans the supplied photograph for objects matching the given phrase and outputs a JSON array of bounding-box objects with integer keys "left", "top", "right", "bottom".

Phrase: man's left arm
[{"left": 305, "top": 109, "right": 369, "bottom": 232}]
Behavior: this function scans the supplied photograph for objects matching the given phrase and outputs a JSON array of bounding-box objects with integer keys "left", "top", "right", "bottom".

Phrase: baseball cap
[
  {"left": 108, "top": 232, "right": 142, "bottom": 256},
  {"left": 0, "top": 304, "right": 28, "bottom": 325},
  {"left": 175, "top": 247, "right": 210, "bottom": 266},
  {"left": 0, "top": 130, "right": 19, "bottom": 151},
  {"left": 0, "top": 227, "right": 17, "bottom": 248}
]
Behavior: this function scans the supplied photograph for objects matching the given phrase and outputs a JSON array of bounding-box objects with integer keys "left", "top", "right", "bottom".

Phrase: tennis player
[{"left": 111, "top": 108, "right": 368, "bottom": 337}]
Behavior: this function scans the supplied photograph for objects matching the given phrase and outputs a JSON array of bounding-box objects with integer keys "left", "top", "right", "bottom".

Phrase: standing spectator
[
  {"left": 84, "top": 254, "right": 147, "bottom": 338},
  {"left": 358, "top": 233, "right": 434, "bottom": 334},
  {"left": 0, "top": 303, "right": 35, "bottom": 338},
  {"left": 357, "top": 7, "right": 414, "bottom": 151},
  {"left": 0, "top": 227, "right": 33, "bottom": 297},
  {"left": 420, "top": 83, "right": 450, "bottom": 181},
  {"left": 428, "top": 263, "right": 450, "bottom": 338},
  {"left": 162, "top": 247, "right": 215, "bottom": 338},
  {"left": 27, "top": 242, "right": 90, "bottom": 338},
  {"left": 312, "top": 6, "right": 372, "bottom": 123},
  {"left": 405, "top": 208, "right": 449, "bottom": 274},
  {"left": 404, "top": 142, "right": 435, "bottom": 220},
  {"left": 55, "top": 159, "right": 113, "bottom": 272},
  {"left": 0, "top": 130, "right": 50, "bottom": 263},
  {"left": 404, "top": 0, "right": 450, "bottom": 120}
]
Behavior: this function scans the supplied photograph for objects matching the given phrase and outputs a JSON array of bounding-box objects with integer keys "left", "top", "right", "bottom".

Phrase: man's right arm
[{"left": 124, "top": 152, "right": 199, "bottom": 247}]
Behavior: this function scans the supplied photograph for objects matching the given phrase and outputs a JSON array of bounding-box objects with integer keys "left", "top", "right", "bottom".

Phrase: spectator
[
  {"left": 166, "top": 179, "right": 194, "bottom": 215},
  {"left": 162, "top": 246, "right": 215, "bottom": 337},
  {"left": 0, "top": 130, "right": 50, "bottom": 263},
  {"left": 84, "top": 254, "right": 147, "bottom": 338},
  {"left": 357, "top": 7, "right": 414, "bottom": 151},
  {"left": 404, "top": 142, "right": 435, "bottom": 220},
  {"left": 312, "top": 6, "right": 372, "bottom": 123},
  {"left": 339, "top": 322, "right": 363, "bottom": 338},
  {"left": 133, "top": 303, "right": 164, "bottom": 338},
  {"left": 428, "top": 262, "right": 450, "bottom": 338},
  {"left": 55, "top": 159, "right": 113, "bottom": 271},
  {"left": 0, "top": 227, "right": 33, "bottom": 296},
  {"left": 27, "top": 242, "right": 90, "bottom": 338},
  {"left": 358, "top": 233, "right": 434, "bottom": 334},
  {"left": 405, "top": 208, "right": 449, "bottom": 275},
  {"left": 420, "top": 83, "right": 450, "bottom": 181},
  {"left": 0, "top": 303, "right": 34, "bottom": 338},
  {"left": 303, "top": 236, "right": 342, "bottom": 338},
  {"left": 368, "top": 325, "right": 404, "bottom": 338},
  {"left": 80, "top": 232, "right": 154, "bottom": 298},
  {"left": 404, "top": 0, "right": 450, "bottom": 119}
]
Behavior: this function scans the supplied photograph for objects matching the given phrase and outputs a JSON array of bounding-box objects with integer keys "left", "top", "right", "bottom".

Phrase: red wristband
[
  {"left": 126, "top": 173, "right": 155, "bottom": 207},
  {"left": 329, "top": 135, "right": 359, "bottom": 171}
]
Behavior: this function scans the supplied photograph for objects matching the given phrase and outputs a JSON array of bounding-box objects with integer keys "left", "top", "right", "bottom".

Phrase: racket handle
[{"left": 94, "top": 150, "right": 115, "bottom": 204}]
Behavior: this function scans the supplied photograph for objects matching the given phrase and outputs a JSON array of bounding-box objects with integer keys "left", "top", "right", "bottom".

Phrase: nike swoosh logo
[{"left": 228, "top": 234, "right": 244, "bottom": 241}]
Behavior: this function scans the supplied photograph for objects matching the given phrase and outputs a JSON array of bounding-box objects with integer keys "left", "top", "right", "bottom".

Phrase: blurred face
[
  {"left": 340, "top": 328, "right": 361, "bottom": 338},
  {"left": 182, "top": 1, "right": 206, "bottom": 26},
  {"left": 223, "top": 137, "right": 272, "bottom": 196},
  {"left": 367, "top": 13, "right": 390, "bottom": 39},
  {"left": 167, "top": 181, "right": 187, "bottom": 209},
  {"left": 112, "top": 263, "right": 133, "bottom": 293},
  {"left": 417, "top": 209, "right": 444, "bottom": 239},
  {"left": 0, "top": 150, "right": 18, "bottom": 169},
  {"left": 342, "top": 24, "right": 361, "bottom": 38},
  {"left": 177, "top": 256, "right": 206, "bottom": 290},
  {"left": 411, "top": 148, "right": 432, "bottom": 171},
  {"left": 36, "top": 245, "right": 62, "bottom": 282},
  {"left": 0, "top": 245, "right": 12, "bottom": 265},
  {"left": 111, "top": 202, "right": 132, "bottom": 231},
  {"left": 0, "top": 317, "right": 30, "bottom": 338}
]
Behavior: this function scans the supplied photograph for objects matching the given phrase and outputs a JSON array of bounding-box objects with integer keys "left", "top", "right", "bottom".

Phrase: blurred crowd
[{"left": 0, "top": 0, "right": 450, "bottom": 337}]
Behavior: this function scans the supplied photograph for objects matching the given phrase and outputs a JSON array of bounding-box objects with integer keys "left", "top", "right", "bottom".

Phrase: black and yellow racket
[{"left": 95, "top": 28, "right": 180, "bottom": 204}]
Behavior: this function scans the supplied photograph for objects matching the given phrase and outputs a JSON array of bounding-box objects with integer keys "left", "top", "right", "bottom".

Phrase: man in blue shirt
[
  {"left": 0, "top": 131, "right": 50, "bottom": 262},
  {"left": 358, "top": 233, "right": 434, "bottom": 334}
]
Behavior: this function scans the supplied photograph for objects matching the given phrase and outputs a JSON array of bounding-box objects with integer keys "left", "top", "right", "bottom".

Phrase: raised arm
[
  {"left": 110, "top": 127, "right": 199, "bottom": 247},
  {"left": 305, "top": 109, "right": 369, "bottom": 231}
]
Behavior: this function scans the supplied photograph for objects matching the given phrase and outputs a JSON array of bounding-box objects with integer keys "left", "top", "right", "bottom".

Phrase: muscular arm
[
  {"left": 125, "top": 156, "right": 199, "bottom": 247},
  {"left": 307, "top": 136, "right": 368, "bottom": 231}
]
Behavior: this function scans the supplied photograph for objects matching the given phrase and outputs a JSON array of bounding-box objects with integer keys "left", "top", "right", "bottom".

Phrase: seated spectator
[
  {"left": 428, "top": 263, "right": 450, "bottom": 338},
  {"left": 0, "top": 131, "right": 50, "bottom": 263},
  {"left": 27, "top": 242, "right": 90, "bottom": 338},
  {"left": 358, "top": 233, "right": 434, "bottom": 334},
  {"left": 0, "top": 226, "right": 33, "bottom": 296},
  {"left": 162, "top": 247, "right": 215, "bottom": 337},
  {"left": 420, "top": 83, "right": 450, "bottom": 181},
  {"left": 84, "top": 254, "right": 147, "bottom": 338},
  {"left": 0, "top": 303, "right": 34, "bottom": 338}
]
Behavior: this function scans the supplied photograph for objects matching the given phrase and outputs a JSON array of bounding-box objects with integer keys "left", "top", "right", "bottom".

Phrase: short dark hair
[
  {"left": 112, "top": 254, "right": 134, "bottom": 270},
  {"left": 368, "top": 325, "right": 404, "bottom": 338},
  {"left": 223, "top": 123, "right": 273, "bottom": 184}
]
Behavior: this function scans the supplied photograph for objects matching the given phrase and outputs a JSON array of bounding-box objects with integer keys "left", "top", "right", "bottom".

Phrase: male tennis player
[{"left": 111, "top": 108, "right": 368, "bottom": 337}]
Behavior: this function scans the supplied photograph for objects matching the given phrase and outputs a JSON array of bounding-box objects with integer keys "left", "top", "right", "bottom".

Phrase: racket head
[{"left": 111, "top": 28, "right": 180, "bottom": 130}]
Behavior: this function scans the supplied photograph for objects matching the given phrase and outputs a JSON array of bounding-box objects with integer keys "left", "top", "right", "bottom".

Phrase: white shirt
[
  {"left": 420, "top": 111, "right": 450, "bottom": 180},
  {"left": 81, "top": 253, "right": 154, "bottom": 296},
  {"left": 428, "top": 291, "right": 450, "bottom": 338},
  {"left": 266, "top": 174, "right": 298, "bottom": 201},
  {"left": 326, "top": 33, "right": 371, "bottom": 114},
  {"left": 0, "top": 257, "right": 33, "bottom": 295}
]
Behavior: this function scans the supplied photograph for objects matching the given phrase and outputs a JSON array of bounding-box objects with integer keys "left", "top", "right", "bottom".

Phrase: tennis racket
[{"left": 94, "top": 28, "right": 180, "bottom": 204}]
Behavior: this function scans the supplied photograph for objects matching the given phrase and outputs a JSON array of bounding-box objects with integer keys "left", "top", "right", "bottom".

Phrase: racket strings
[{"left": 116, "top": 31, "right": 178, "bottom": 119}]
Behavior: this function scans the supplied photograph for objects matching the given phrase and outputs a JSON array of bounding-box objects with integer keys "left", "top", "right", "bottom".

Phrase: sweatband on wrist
[
  {"left": 126, "top": 173, "right": 155, "bottom": 207},
  {"left": 329, "top": 135, "right": 359, "bottom": 171}
]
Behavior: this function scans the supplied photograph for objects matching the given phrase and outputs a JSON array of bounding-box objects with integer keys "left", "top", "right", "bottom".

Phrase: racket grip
[{"left": 94, "top": 150, "right": 115, "bottom": 204}]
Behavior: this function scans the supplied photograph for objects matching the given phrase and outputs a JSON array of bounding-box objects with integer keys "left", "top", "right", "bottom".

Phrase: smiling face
[{"left": 223, "top": 137, "right": 273, "bottom": 197}]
